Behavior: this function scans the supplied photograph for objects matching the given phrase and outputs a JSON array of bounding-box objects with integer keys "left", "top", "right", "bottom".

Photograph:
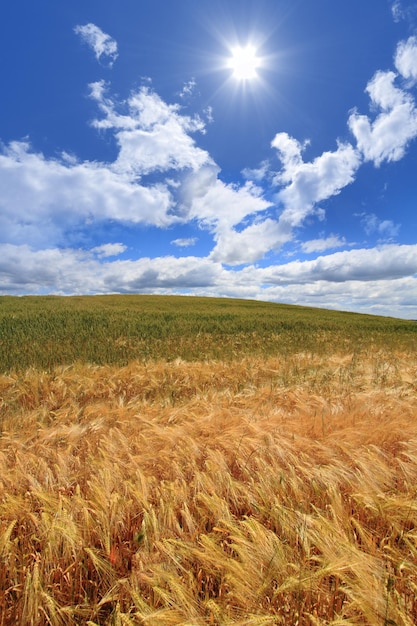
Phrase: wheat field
[{"left": 1, "top": 342, "right": 417, "bottom": 624}]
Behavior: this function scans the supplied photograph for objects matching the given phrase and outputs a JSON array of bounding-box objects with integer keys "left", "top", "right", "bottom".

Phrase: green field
[{"left": 0, "top": 294, "right": 416, "bottom": 371}]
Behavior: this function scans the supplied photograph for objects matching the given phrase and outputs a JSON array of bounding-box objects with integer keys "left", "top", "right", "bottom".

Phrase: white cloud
[
  {"left": 242, "top": 160, "right": 270, "bottom": 182},
  {"left": 209, "top": 219, "right": 288, "bottom": 265},
  {"left": 103, "top": 255, "right": 224, "bottom": 292},
  {"left": 348, "top": 66, "right": 417, "bottom": 166},
  {"left": 171, "top": 238, "right": 198, "bottom": 248},
  {"left": 0, "top": 81, "right": 275, "bottom": 260},
  {"left": 256, "top": 276, "right": 417, "bottom": 319},
  {"left": 183, "top": 167, "right": 271, "bottom": 228},
  {"left": 74, "top": 23, "right": 118, "bottom": 67},
  {"left": 391, "top": 1, "right": 417, "bottom": 25},
  {"left": 204, "top": 106, "right": 214, "bottom": 124},
  {"left": 0, "top": 140, "right": 175, "bottom": 247},
  {"left": 395, "top": 36, "right": 417, "bottom": 83},
  {"left": 92, "top": 243, "right": 127, "bottom": 258},
  {"left": 359, "top": 212, "right": 401, "bottom": 240},
  {"left": 261, "top": 244, "right": 417, "bottom": 284},
  {"left": 274, "top": 140, "right": 361, "bottom": 227},
  {"left": 0, "top": 245, "right": 225, "bottom": 295},
  {"left": 301, "top": 235, "right": 347, "bottom": 254},
  {"left": 271, "top": 133, "right": 308, "bottom": 184},
  {"left": 367, "top": 70, "right": 406, "bottom": 110},
  {"left": 179, "top": 79, "right": 197, "bottom": 99},
  {"left": 207, "top": 136, "right": 360, "bottom": 266},
  {"left": 238, "top": 35, "right": 417, "bottom": 265},
  {"left": 186, "top": 40, "right": 416, "bottom": 269},
  {"left": 179, "top": 166, "right": 274, "bottom": 264},
  {"left": 391, "top": 1, "right": 404, "bottom": 22},
  {"left": 90, "top": 82, "right": 211, "bottom": 177}
]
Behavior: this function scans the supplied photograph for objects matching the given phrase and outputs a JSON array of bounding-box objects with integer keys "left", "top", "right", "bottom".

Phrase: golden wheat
[{"left": 0, "top": 352, "right": 416, "bottom": 624}]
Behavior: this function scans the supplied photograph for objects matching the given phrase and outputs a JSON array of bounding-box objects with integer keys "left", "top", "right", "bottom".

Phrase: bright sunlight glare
[{"left": 227, "top": 44, "right": 261, "bottom": 81}]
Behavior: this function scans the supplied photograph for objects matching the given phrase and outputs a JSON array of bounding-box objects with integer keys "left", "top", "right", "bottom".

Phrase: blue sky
[{"left": 1, "top": 0, "right": 417, "bottom": 318}]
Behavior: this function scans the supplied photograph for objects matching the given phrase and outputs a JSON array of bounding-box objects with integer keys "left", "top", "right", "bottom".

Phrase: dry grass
[{"left": 1, "top": 351, "right": 417, "bottom": 624}]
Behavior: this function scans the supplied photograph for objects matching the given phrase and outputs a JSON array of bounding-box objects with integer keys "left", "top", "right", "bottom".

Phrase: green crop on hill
[{"left": 0, "top": 295, "right": 416, "bottom": 371}]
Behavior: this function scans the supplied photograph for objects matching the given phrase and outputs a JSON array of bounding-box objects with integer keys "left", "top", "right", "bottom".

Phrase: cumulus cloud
[
  {"left": 209, "top": 219, "right": 288, "bottom": 265},
  {"left": 271, "top": 133, "right": 307, "bottom": 184},
  {"left": 237, "top": 35, "right": 417, "bottom": 265},
  {"left": 301, "top": 236, "right": 347, "bottom": 254},
  {"left": 261, "top": 244, "right": 417, "bottom": 285},
  {"left": 74, "top": 23, "right": 118, "bottom": 67},
  {"left": 395, "top": 36, "right": 417, "bottom": 83},
  {"left": 224, "top": 137, "right": 361, "bottom": 266},
  {"left": 348, "top": 38, "right": 417, "bottom": 166},
  {"left": 90, "top": 81, "right": 211, "bottom": 176},
  {"left": 0, "top": 140, "right": 175, "bottom": 247},
  {"left": 0, "top": 244, "right": 225, "bottom": 295},
  {"left": 246, "top": 35, "right": 417, "bottom": 268},
  {"left": 274, "top": 139, "right": 360, "bottom": 227},
  {"left": 194, "top": 134, "right": 360, "bottom": 267},
  {"left": 270, "top": 132, "right": 361, "bottom": 226},
  {"left": 0, "top": 79, "right": 271, "bottom": 252},
  {"left": 182, "top": 166, "right": 271, "bottom": 228},
  {"left": 197, "top": 37, "right": 417, "bottom": 268},
  {"left": 0, "top": 77, "right": 275, "bottom": 265},
  {"left": 256, "top": 276, "right": 417, "bottom": 319},
  {"left": 179, "top": 165, "right": 273, "bottom": 264}
]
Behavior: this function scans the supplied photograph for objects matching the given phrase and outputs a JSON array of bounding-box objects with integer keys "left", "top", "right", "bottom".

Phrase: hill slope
[{"left": 0, "top": 294, "right": 415, "bottom": 371}]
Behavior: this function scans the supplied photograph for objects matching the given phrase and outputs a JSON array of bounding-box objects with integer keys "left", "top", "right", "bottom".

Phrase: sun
[{"left": 227, "top": 44, "right": 261, "bottom": 81}]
